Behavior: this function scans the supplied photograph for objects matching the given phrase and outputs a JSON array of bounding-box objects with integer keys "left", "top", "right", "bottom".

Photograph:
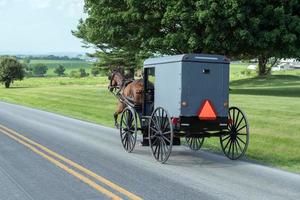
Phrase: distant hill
[{"left": 0, "top": 51, "right": 88, "bottom": 58}]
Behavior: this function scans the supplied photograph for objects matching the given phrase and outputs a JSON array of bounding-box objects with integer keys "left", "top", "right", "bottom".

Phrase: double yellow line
[{"left": 0, "top": 125, "right": 142, "bottom": 200}]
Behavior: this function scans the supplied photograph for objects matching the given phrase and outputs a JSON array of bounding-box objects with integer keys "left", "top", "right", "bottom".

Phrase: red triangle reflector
[{"left": 198, "top": 100, "right": 217, "bottom": 120}]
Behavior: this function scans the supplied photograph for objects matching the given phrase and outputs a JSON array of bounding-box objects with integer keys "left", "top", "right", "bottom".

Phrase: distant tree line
[
  {"left": 0, "top": 56, "right": 93, "bottom": 88},
  {"left": 73, "top": 0, "right": 300, "bottom": 76},
  {"left": 18, "top": 55, "right": 83, "bottom": 61}
]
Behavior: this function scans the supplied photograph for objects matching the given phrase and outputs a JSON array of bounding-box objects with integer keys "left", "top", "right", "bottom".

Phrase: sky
[{"left": 0, "top": 0, "right": 91, "bottom": 54}]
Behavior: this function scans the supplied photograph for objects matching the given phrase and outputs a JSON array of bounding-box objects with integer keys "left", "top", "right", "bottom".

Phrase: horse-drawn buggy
[{"left": 109, "top": 54, "right": 249, "bottom": 163}]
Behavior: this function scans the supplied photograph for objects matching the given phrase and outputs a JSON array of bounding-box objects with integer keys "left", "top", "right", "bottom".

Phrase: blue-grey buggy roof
[{"left": 144, "top": 54, "right": 229, "bottom": 67}]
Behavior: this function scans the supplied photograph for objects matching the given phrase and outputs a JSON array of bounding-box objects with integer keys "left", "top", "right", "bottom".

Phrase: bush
[
  {"left": 91, "top": 66, "right": 100, "bottom": 76},
  {"left": 32, "top": 64, "right": 48, "bottom": 77},
  {"left": 54, "top": 65, "right": 66, "bottom": 76},
  {"left": 79, "top": 68, "right": 89, "bottom": 77},
  {"left": 69, "top": 70, "right": 81, "bottom": 78},
  {"left": 69, "top": 68, "right": 89, "bottom": 78}
]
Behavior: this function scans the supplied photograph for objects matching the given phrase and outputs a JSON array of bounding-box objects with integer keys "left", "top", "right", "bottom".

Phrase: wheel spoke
[
  {"left": 236, "top": 139, "right": 243, "bottom": 152},
  {"left": 123, "top": 111, "right": 128, "bottom": 124},
  {"left": 193, "top": 138, "right": 197, "bottom": 149},
  {"left": 156, "top": 142, "right": 161, "bottom": 160},
  {"left": 227, "top": 140, "right": 232, "bottom": 156},
  {"left": 153, "top": 141, "right": 159, "bottom": 154},
  {"left": 232, "top": 109, "right": 235, "bottom": 125},
  {"left": 187, "top": 136, "right": 204, "bottom": 151},
  {"left": 161, "top": 138, "right": 168, "bottom": 155},
  {"left": 121, "top": 134, "right": 126, "bottom": 142},
  {"left": 234, "top": 141, "right": 239, "bottom": 155},
  {"left": 221, "top": 135, "right": 231, "bottom": 142},
  {"left": 151, "top": 136, "right": 159, "bottom": 146},
  {"left": 235, "top": 116, "right": 245, "bottom": 130},
  {"left": 160, "top": 110, "right": 166, "bottom": 128},
  {"left": 125, "top": 137, "right": 129, "bottom": 150},
  {"left": 121, "top": 117, "right": 127, "bottom": 127},
  {"left": 231, "top": 140, "right": 235, "bottom": 159},
  {"left": 155, "top": 115, "right": 161, "bottom": 129},
  {"left": 163, "top": 131, "right": 171, "bottom": 136},
  {"left": 162, "top": 135, "right": 171, "bottom": 144},
  {"left": 151, "top": 118, "right": 160, "bottom": 133},
  {"left": 224, "top": 137, "right": 231, "bottom": 150},
  {"left": 236, "top": 125, "right": 247, "bottom": 133},
  {"left": 150, "top": 126, "right": 158, "bottom": 133},
  {"left": 128, "top": 136, "right": 132, "bottom": 150},
  {"left": 236, "top": 135, "right": 246, "bottom": 145},
  {"left": 235, "top": 110, "right": 240, "bottom": 127},
  {"left": 160, "top": 140, "right": 165, "bottom": 161},
  {"left": 195, "top": 139, "right": 198, "bottom": 149}
]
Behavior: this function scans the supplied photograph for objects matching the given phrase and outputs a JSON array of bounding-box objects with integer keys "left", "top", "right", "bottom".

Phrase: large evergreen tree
[{"left": 74, "top": 0, "right": 300, "bottom": 76}]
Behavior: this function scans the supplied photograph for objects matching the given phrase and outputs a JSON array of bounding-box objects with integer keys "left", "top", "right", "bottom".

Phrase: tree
[
  {"left": 79, "top": 68, "right": 89, "bottom": 77},
  {"left": 73, "top": 0, "right": 152, "bottom": 74},
  {"left": 75, "top": 0, "right": 300, "bottom": 76},
  {"left": 32, "top": 64, "right": 48, "bottom": 77},
  {"left": 54, "top": 65, "right": 66, "bottom": 76},
  {"left": 195, "top": 0, "right": 300, "bottom": 75},
  {"left": 90, "top": 49, "right": 141, "bottom": 77},
  {"left": 91, "top": 66, "right": 100, "bottom": 76},
  {"left": 0, "top": 57, "right": 25, "bottom": 88}
]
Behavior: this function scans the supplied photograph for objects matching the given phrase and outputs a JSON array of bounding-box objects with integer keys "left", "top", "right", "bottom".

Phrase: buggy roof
[{"left": 144, "top": 54, "right": 229, "bottom": 68}]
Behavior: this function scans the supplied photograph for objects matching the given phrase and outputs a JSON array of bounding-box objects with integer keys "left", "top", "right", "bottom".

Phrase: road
[{"left": 0, "top": 101, "right": 299, "bottom": 200}]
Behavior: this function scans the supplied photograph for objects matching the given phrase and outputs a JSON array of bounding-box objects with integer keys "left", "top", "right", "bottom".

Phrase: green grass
[
  {"left": 0, "top": 85, "right": 116, "bottom": 126},
  {"left": 0, "top": 63, "right": 299, "bottom": 173},
  {"left": 26, "top": 59, "right": 93, "bottom": 76}
]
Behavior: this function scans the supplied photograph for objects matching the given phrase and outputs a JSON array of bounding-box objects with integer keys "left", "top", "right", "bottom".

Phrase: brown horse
[{"left": 108, "top": 70, "right": 143, "bottom": 127}]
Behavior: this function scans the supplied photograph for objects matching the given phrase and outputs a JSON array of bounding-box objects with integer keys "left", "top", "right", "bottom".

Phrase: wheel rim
[
  {"left": 120, "top": 107, "right": 137, "bottom": 153},
  {"left": 148, "top": 107, "right": 173, "bottom": 163},
  {"left": 186, "top": 137, "right": 204, "bottom": 151},
  {"left": 220, "top": 107, "right": 249, "bottom": 160}
]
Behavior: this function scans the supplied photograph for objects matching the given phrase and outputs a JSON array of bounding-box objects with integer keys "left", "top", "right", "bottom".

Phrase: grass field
[
  {"left": 26, "top": 59, "right": 93, "bottom": 76},
  {"left": 0, "top": 63, "right": 299, "bottom": 173}
]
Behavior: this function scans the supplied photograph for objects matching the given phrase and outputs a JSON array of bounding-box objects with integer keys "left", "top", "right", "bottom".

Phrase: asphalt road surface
[{"left": 0, "top": 101, "right": 299, "bottom": 200}]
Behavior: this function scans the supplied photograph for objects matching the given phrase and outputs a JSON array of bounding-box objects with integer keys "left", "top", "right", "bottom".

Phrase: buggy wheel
[
  {"left": 220, "top": 107, "right": 249, "bottom": 160},
  {"left": 186, "top": 137, "right": 204, "bottom": 151},
  {"left": 120, "top": 107, "right": 137, "bottom": 153},
  {"left": 148, "top": 107, "right": 173, "bottom": 163}
]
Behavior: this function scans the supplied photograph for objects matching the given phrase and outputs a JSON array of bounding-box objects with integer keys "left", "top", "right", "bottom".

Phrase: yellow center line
[
  {"left": 0, "top": 125, "right": 143, "bottom": 200},
  {"left": 0, "top": 128, "right": 122, "bottom": 200}
]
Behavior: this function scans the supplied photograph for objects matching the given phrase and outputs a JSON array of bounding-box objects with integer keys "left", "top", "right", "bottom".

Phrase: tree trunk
[
  {"left": 258, "top": 56, "right": 268, "bottom": 76},
  {"left": 129, "top": 67, "right": 135, "bottom": 78},
  {"left": 4, "top": 81, "right": 10, "bottom": 88}
]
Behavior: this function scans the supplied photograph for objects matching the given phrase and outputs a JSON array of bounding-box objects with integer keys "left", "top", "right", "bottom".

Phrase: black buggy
[{"left": 110, "top": 54, "right": 249, "bottom": 163}]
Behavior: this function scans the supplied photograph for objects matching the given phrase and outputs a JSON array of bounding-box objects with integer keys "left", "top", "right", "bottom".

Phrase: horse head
[{"left": 108, "top": 69, "right": 125, "bottom": 92}]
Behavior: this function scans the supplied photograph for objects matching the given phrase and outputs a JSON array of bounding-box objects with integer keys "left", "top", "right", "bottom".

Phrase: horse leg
[
  {"left": 113, "top": 112, "right": 118, "bottom": 128},
  {"left": 114, "top": 102, "right": 124, "bottom": 128}
]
